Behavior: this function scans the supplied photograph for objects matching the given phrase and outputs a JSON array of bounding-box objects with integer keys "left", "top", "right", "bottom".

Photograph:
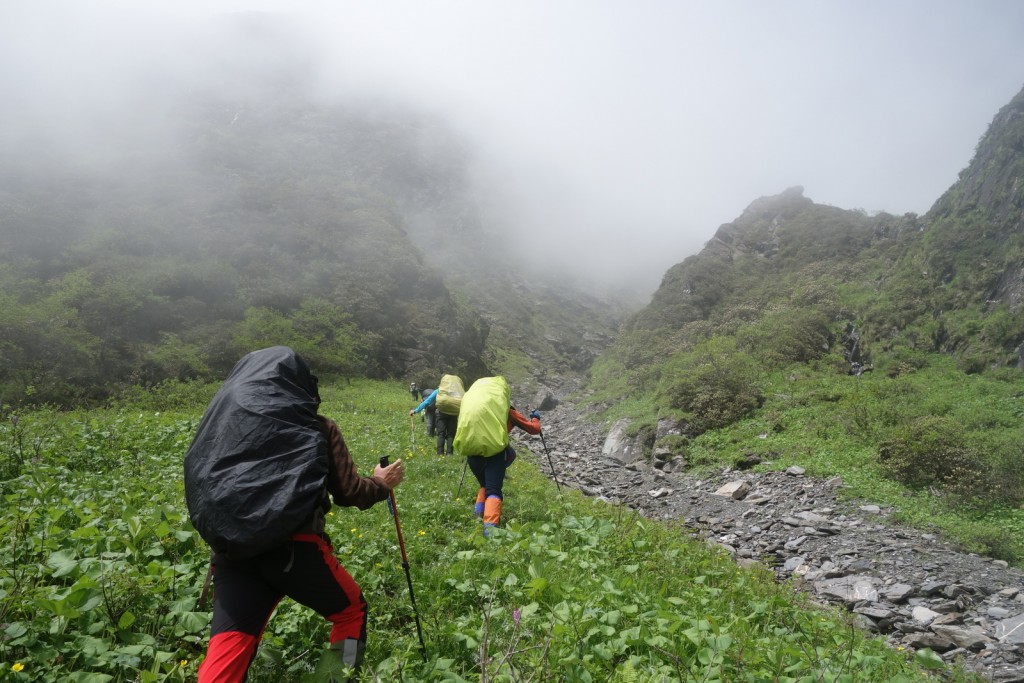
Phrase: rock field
[{"left": 511, "top": 399, "right": 1024, "bottom": 682}]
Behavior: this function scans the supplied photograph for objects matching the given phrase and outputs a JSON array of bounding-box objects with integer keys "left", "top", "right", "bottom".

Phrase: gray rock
[
  {"left": 532, "top": 387, "right": 560, "bottom": 411},
  {"left": 602, "top": 419, "right": 640, "bottom": 464},
  {"left": 815, "top": 576, "right": 880, "bottom": 604},
  {"left": 883, "top": 583, "right": 915, "bottom": 603},
  {"left": 912, "top": 606, "right": 942, "bottom": 626},
  {"left": 996, "top": 613, "right": 1024, "bottom": 644},
  {"left": 713, "top": 480, "right": 751, "bottom": 500},
  {"left": 902, "top": 631, "right": 956, "bottom": 652},
  {"left": 930, "top": 624, "right": 993, "bottom": 650}
]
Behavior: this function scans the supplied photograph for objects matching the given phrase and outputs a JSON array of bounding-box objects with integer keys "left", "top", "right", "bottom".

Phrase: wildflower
[
  {"left": 418, "top": 530, "right": 426, "bottom": 536},
  {"left": 513, "top": 609, "right": 521, "bottom": 626},
  {"left": 350, "top": 528, "right": 357, "bottom": 533},
  {"left": 180, "top": 659, "right": 188, "bottom": 667},
  {"left": 12, "top": 663, "right": 25, "bottom": 672}
]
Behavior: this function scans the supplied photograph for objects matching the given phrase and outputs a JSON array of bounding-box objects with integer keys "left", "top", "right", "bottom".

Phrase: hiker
[
  {"left": 409, "top": 374, "right": 464, "bottom": 456},
  {"left": 452, "top": 376, "right": 541, "bottom": 534},
  {"left": 419, "top": 387, "right": 436, "bottom": 436},
  {"left": 185, "top": 346, "right": 405, "bottom": 682},
  {"left": 409, "top": 382, "right": 420, "bottom": 401}
]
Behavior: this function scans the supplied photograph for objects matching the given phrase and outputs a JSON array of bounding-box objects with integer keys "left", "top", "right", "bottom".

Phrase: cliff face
[
  {"left": 627, "top": 186, "right": 879, "bottom": 333},
  {"left": 920, "top": 84, "right": 1024, "bottom": 315},
  {"left": 929, "top": 85, "right": 1024, "bottom": 230}
]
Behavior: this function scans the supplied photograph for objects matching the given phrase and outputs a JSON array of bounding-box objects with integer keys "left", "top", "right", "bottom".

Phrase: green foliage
[
  {"left": 233, "top": 298, "right": 368, "bottom": 376},
  {"left": 736, "top": 306, "right": 833, "bottom": 367},
  {"left": 659, "top": 337, "right": 764, "bottom": 433},
  {"left": 0, "top": 381, "right": 953, "bottom": 682},
  {"left": 877, "top": 415, "right": 986, "bottom": 493}
]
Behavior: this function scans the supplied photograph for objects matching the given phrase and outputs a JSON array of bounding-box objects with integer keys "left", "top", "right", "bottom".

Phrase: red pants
[{"left": 197, "top": 534, "right": 367, "bottom": 682}]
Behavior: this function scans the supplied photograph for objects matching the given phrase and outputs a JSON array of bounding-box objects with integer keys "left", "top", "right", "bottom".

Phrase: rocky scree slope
[{"left": 510, "top": 398, "right": 1024, "bottom": 682}]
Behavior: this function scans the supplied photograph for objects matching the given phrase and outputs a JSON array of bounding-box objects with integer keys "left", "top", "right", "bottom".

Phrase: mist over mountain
[
  {"left": 2, "top": 6, "right": 1023, "bottom": 411},
  {"left": 0, "top": 12, "right": 632, "bottom": 404},
  {"left": 591, "top": 82, "right": 1024, "bottom": 434}
]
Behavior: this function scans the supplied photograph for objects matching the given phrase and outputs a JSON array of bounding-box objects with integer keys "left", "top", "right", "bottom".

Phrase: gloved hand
[{"left": 529, "top": 410, "right": 541, "bottom": 420}]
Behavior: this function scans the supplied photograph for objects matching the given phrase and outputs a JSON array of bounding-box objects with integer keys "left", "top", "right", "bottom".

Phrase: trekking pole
[
  {"left": 409, "top": 413, "right": 416, "bottom": 454},
  {"left": 538, "top": 430, "right": 563, "bottom": 497},
  {"left": 455, "top": 459, "right": 468, "bottom": 499},
  {"left": 379, "top": 456, "right": 427, "bottom": 661}
]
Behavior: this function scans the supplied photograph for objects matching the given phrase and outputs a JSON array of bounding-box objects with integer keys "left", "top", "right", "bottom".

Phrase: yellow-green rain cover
[{"left": 453, "top": 376, "right": 510, "bottom": 457}]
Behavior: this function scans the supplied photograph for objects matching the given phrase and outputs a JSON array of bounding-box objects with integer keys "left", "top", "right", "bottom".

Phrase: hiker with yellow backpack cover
[
  {"left": 452, "top": 376, "right": 541, "bottom": 535},
  {"left": 409, "top": 374, "right": 464, "bottom": 455}
]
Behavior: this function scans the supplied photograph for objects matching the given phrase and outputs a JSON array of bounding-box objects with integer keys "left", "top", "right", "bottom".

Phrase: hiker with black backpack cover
[{"left": 184, "top": 346, "right": 405, "bottom": 683}]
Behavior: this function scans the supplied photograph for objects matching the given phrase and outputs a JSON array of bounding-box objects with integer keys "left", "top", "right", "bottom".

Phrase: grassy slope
[
  {"left": 586, "top": 345, "right": 1024, "bottom": 564},
  {"left": 0, "top": 380, "right": 971, "bottom": 681}
]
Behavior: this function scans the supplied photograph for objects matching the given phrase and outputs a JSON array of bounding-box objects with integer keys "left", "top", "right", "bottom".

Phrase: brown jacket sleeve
[{"left": 318, "top": 416, "right": 390, "bottom": 510}]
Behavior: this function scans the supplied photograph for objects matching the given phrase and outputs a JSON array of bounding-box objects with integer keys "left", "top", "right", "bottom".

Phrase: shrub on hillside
[
  {"left": 877, "top": 415, "right": 989, "bottom": 501},
  {"left": 659, "top": 338, "right": 764, "bottom": 433},
  {"left": 736, "top": 307, "right": 833, "bottom": 366}
]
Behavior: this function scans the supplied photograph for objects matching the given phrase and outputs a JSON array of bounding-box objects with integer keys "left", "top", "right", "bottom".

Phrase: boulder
[
  {"left": 602, "top": 419, "right": 640, "bottom": 465},
  {"left": 532, "top": 387, "right": 560, "bottom": 411},
  {"left": 713, "top": 480, "right": 751, "bottom": 500}
]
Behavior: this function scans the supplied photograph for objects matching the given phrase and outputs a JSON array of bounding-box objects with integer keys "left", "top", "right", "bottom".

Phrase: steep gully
[{"left": 507, "top": 397, "right": 1024, "bottom": 682}]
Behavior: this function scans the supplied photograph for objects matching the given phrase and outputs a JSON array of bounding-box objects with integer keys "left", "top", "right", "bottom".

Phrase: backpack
[
  {"left": 184, "top": 346, "right": 328, "bottom": 559},
  {"left": 453, "top": 376, "right": 510, "bottom": 457},
  {"left": 435, "top": 374, "right": 465, "bottom": 415}
]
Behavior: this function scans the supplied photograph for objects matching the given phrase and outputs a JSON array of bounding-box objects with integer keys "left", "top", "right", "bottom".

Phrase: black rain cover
[{"left": 184, "top": 346, "right": 328, "bottom": 558}]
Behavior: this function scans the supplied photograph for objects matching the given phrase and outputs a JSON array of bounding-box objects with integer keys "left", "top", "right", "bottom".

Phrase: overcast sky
[{"left": 4, "top": 1, "right": 1024, "bottom": 293}]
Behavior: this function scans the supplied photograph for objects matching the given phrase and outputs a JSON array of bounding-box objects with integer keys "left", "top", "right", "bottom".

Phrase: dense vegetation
[
  {"left": 0, "top": 95, "right": 493, "bottom": 404},
  {"left": 0, "top": 381, "right": 971, "bottom": 682},
  {"left": 586, "top": 86, "right": 1024, "bottom": 563},
  {"left": 0, "top": 60, "right": 628, "bottom": 407}
]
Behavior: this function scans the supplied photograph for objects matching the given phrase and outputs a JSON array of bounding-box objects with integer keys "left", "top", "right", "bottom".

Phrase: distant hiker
[
  {"left": 409, "top": 382, "right": 421, "bottom": 401},
  {"left": 452, "top": 376, "right": 541, "bottom": 534},
  {"left": 409, "top": 373, "right": 464, "bottom": 456},
  {"left": 184, "top": 346, "right": 405, "bottom": 683},
  {"left": 419, "top": 387, "right": 436, "bottom": 437}
]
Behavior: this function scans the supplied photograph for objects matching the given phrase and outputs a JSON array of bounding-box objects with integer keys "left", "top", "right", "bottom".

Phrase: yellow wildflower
[
  {"left": 418, "top": 530, "right": 426, "bottom": 536},
  {"left": 12, "top": 663, "right": 25, "bottom": 672},
  {"left": 180, "top": 659, "right": 188, "bottom": 667}
]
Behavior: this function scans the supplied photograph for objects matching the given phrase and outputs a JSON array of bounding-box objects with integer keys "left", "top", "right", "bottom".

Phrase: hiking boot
[{"left": 303, "top": 639, "right": 364, "bottom": 682}]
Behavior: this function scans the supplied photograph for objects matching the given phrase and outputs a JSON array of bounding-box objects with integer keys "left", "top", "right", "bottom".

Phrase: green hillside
[{"left": 586, "top": 85, "right": 1024, "bottom": 561}]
